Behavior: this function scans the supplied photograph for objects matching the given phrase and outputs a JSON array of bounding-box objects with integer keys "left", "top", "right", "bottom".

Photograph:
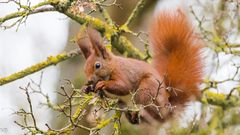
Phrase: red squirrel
[{"left": 77, "top": 10, "right": 203, "bottom": 124}]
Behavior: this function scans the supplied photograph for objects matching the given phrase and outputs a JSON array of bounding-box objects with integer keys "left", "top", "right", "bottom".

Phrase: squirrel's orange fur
[{"left": 77, "top": 10, "right": 203, "bottom": 124}]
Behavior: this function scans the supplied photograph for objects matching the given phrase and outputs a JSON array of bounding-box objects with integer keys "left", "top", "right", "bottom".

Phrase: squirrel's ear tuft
[
  {"left": 76, "top": 29, "right": 93, "bottom": 59},
  {"left": 87, "top": 28, "right": 111, "bottom": 60}
]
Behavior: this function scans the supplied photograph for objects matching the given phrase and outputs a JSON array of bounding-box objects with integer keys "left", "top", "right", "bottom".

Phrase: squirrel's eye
[{"left": 95, "top": 62, "right": 101, "bottom": 69}]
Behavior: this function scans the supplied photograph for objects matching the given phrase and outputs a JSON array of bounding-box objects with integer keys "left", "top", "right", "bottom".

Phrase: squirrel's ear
[
  {"left": 87, "top": 28, "right": 111, "bottom": 60},
  {"left": 77, "top": 30, "right": 93, "bottom": 59}
]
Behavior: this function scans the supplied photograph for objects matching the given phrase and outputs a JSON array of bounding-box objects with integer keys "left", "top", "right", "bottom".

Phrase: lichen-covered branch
[
  {"left": 53, "top": 2, "right": 146, "bottom": 60},
  {"left": 0, "top": 49, "right": 81, "bottom": 86},
  {"left": 0, "top": 7, "right": 55, "bottom": 25},
  {"left": 111, "top": 35, "right": 146, "bottom": 59},
  {"left": 0, "top": 0, "right": 57, "bottom": 25},
  {"left": 201, "top": 90, "right": 240, "bottom": 109}
]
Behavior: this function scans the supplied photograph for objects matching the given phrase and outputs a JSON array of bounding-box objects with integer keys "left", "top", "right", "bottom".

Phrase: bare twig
[{"left": 123, "top": 0, "right": 147, "bottom": 27}]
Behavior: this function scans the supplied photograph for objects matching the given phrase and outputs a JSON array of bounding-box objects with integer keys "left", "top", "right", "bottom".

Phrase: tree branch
[
  {"left": 0, "top": 49, "right": 81, "bottom": 86},
  {"left": 201, "top": 90, "right": 240, "bottom": 109},
  {"left": 0, "top": 1, "right": 57, "bottom": 24},
  {"left": 53, "top": 3, "right": 146, "bottom": 60}
]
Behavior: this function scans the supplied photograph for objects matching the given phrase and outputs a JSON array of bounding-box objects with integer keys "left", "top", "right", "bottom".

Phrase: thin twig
[{"left": 123, "top": 0, "right": 147, "bottom": 27}]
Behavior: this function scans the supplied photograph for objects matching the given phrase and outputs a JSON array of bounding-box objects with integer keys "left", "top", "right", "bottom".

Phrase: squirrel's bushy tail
[{"left": 150, "top": 10, "right": 203, "bottom": 104}]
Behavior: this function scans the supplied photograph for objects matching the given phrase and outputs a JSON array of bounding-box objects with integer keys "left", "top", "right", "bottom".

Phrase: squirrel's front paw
[
  {"left": 95, "top": 81, "right": 106, "bottom": 92},
  {"left": 83, "top": 85, "right": 94, "bottom": 94}
]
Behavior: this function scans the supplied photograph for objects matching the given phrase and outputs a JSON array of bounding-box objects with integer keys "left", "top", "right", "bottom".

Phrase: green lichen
[
  {"left": 72, "top": 95, "right": 94, "bottom": 121},
  {"left": 112, "top": 35, "right": 145, "bottom": 60},
  {"left": 96, "top": 118, "right": 111, "bottom": 129},
  {"left": 202, "top": 90, "right": 240, "bottom": 109}
]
